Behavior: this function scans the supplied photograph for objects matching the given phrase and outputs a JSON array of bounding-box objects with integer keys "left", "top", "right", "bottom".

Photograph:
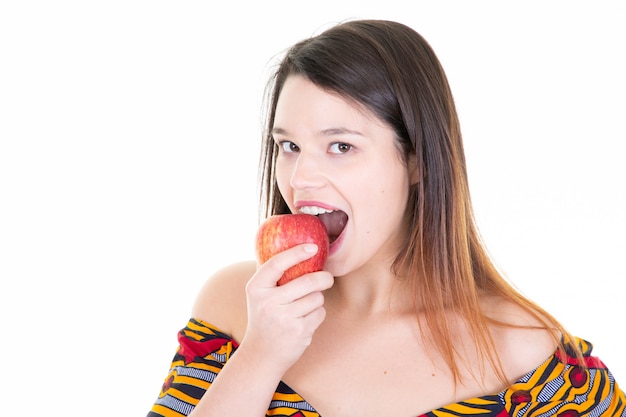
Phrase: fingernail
[{"left": 303, "top": 244, "right": 318, "bottom": 253}]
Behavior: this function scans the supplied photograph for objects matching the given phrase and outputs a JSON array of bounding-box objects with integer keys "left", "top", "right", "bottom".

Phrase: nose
[{"left": 289, "top": 151, "right": 325, "bottom": 190}]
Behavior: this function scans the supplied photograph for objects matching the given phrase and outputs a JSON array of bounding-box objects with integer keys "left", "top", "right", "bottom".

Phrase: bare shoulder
[
  {"left": 482, "top": 295, "right": 560, "bottom": 381},
  {"left": 191, "top": 260, "right": 256, "bottom": 342}
]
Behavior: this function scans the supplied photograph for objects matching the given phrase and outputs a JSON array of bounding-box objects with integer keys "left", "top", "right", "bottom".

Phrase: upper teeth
[{"left": 299, "top": 206, "right": 334, "bottom": 215}]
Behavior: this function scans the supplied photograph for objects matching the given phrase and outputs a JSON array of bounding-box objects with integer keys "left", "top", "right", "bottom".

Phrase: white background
[{"left": 1, "top": 1, "right": 624, "bottom": 415}]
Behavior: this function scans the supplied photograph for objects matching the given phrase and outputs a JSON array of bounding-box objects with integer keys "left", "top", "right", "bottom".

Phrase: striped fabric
[{"left": 147, "top": 318, "right": 626, "bottom": 417}]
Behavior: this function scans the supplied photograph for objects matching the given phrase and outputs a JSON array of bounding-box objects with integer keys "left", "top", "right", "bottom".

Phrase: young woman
[{"left": 148, "top": 19, "right": 625, "bottom": 417}]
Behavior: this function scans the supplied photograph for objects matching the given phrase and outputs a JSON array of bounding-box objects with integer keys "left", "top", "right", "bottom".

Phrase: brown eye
[
  {"left": 279, "top": 141, "right": 300, "bottom": 153},
  {"left": 329, "top": 142, "right": 352, "bottom": 154}
]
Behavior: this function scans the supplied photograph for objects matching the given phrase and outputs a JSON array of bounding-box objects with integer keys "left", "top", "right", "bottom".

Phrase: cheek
[
  {"left": 367, "top": 160, "right": 409, "bottom": 192},
  {"left": 370, "top": 169, "right": 411, "bottom": 212},
  {"left": 275, "top": 163, "right": 293, "bottom": 201}
]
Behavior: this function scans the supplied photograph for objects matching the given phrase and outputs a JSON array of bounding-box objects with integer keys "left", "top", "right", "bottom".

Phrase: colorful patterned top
[{"left": 147, "top": 318, "right": 626, "bottom": 417}]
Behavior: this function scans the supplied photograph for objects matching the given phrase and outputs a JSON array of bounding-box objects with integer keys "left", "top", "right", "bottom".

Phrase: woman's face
[{"left": 272, "top": 75, "right": 417, "bottom": 277}]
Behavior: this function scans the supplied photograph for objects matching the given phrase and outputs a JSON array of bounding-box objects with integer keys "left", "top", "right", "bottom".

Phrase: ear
[{"left": 407, "top": 152, "right": 420, "bottom": 185}]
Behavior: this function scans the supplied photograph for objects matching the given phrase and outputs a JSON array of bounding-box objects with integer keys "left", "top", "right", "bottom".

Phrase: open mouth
[{"left": 299, "top": 206, "right": 348, "bottom": 244}]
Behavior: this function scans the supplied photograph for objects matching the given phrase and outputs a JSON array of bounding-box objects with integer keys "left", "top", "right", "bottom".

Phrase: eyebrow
[{"left": 271, "top": 127, "right": 364, "bottom": 137}]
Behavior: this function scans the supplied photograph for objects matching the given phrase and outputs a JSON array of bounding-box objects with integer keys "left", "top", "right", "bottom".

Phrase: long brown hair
[{"left": 258, "top": 19, "right": 581, "bottom": 385}]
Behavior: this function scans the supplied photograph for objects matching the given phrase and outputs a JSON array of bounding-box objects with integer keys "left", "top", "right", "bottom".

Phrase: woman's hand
[{"left": 241, "top": 243, "right": 334, "bottom": 372}]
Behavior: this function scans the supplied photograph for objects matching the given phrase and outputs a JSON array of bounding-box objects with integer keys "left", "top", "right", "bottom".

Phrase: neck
[{"left": 325, "top": 263, "right": 415, "bottom": 318}]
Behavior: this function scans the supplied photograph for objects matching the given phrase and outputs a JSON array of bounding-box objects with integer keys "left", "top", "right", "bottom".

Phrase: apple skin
[{"left": 255, "top": 214, "right": 329, "bottom": 286}]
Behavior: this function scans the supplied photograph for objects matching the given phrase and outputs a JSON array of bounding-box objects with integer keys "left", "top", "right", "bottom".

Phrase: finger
[
  {"left": 254, "top": 243, "right": 319, "bottom": 287},
  {"left": 285, "top": 290, "right": 326, "bottom": 318},
  {"left": 278, "top": 270, "right": 334, "bottom": 302},
  {"left": 281, "top": 304, "right": 327, "bottom": 346},
  {"left": 300, "top": 305, "right": 327, "bottom": 337}
]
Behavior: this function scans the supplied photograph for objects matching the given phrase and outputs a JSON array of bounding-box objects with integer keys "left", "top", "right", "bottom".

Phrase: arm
[{"left": 151, "top": 244, "right": 333, "bottom": 417}]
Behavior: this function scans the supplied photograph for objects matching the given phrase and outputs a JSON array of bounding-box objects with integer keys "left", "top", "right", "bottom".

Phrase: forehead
[{"left": 274, "top": 75, "right": 386, "bottom": 132}]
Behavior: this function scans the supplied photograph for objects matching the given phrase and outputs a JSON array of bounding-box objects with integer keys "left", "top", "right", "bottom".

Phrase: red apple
[{"left": 255, "top": 214, "right": 329, "bottom": 286}]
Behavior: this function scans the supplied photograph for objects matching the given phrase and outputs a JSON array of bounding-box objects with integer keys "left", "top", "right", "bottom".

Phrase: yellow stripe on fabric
[
  {"left": 443, "top": 402, "right": 494, "bottom": 414},
  {"left": 431, "top": 409, "right": 471, "bottom": 417},
  {"left": 181, "top": 329, "right": 205, "bottom": 341},
  {"left": 462, "top": 397, "right": 500, "bottom": 406},
  {"left": 150, "top": 404, "right": 186, "bottom": 417},
  {"left": 585, "top": 370, "right": 611, "bottom": 408},
  {"left": 527, "top": 360, "right": 564, "bottom": 388},
  {"left": 188, "top": 318, "right": 226, "bottom": 335}
]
